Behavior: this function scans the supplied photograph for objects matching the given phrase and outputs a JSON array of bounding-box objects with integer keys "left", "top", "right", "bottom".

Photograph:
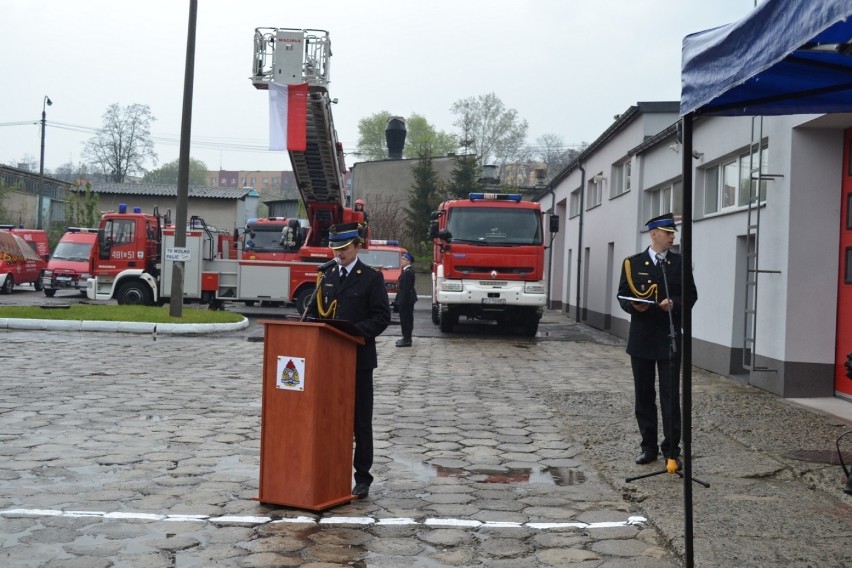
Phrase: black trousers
[
  {"left": 353, "top": 368, "right": 374, "bottom": 486},
  {"left": 631, "top": 355, "right": 682, "bottom": 458},
  {"left": 399, "top": 303, "right": 414, "bottom": 341}
]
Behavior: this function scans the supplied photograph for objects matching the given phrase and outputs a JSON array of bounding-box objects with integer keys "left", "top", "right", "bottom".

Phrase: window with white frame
[
  {"left": 645, "top": 179, "right": 683, "bottom": 221},
  {"left": 611, "top": 159, "right": 631, "bottom": 198},
  {"left": 569, "top": 188, "right": 582, "bottom": 218},
  {"left": 586, "top": 174, "right": 603, "bottom": 209},
  {"left": 703, "top": 145, "right": 768, "bottom": 214}
]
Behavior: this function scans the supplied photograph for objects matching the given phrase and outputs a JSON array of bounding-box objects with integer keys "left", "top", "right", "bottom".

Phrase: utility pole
[
  {"left": 37, "top": 96, "right": 52, "bottom": 229},
  {"left": 169, "top": 0, "right": 197, "bottom": 317}
]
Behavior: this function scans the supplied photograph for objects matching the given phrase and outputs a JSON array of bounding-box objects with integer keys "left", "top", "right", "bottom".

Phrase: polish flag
[{"left": 269, "top": 82, "right": 308, "bottom": 152}]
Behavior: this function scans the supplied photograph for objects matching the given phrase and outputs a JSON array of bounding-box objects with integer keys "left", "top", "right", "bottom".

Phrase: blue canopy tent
[{"left": 679, "top": 1, "right": 852, "bottom": 565}]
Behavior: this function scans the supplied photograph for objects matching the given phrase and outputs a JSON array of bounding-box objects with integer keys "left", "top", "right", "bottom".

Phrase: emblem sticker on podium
[{"left": 276, "top": 356, "right": 306, "bottom": 391}]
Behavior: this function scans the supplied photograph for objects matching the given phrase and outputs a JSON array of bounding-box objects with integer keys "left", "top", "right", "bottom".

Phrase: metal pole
[
  {"left": 169, "top": 0, "right": 197, "bottom": 317},
  {"left": 37, "top": 96, "right": 52, "bottom": 230},
  {"left": 681, "top": 113, "right": 695, "bottom": 567}
]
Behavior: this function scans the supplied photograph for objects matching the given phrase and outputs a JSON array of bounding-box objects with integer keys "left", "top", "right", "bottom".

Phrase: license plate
[
  {"left": 482, "top": 298, "right": 506, "bottom": 305},
  {"left": 56, "top": 276, "right": 72, "bottom": 282}
]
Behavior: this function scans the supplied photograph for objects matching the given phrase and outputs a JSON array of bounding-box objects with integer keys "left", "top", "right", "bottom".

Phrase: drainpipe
[
  {"left": 576, "top": 163, "right": 585, "bottom": 322},
  {"left": 544, "top": 184, "right": 556, "bottom": 308}
]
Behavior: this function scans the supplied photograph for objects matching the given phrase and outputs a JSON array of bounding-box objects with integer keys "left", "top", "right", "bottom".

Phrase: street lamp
[{"left": 37, "top": 95, "right": 52, "bottom": 229}]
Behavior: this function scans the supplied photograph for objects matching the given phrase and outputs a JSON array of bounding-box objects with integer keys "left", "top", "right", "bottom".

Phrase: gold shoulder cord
[
  {"left": 622, "top": 258, "right": 658, "bottom": 301},
  {"left": 315, "top": 271, "right": 337, "bottom": 318}
]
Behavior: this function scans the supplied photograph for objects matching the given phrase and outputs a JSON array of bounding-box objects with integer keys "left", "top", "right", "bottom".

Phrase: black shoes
[
  {"left": 635, "top": 451, "right": 658, "bottom": 464},
  {"left": 352, "top": 482, "right": 370, "bottom": 498},
  {"left": 395, "top": 339, "right": 412, "bottom": 347}
]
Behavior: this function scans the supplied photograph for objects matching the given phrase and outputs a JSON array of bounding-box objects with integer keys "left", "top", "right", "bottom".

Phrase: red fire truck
[
  {"left": 86, "top": 28, "right": 362, "bottom": 313},
  {"left": 429, "top": 192, "right": 558, "bottom": 336}
]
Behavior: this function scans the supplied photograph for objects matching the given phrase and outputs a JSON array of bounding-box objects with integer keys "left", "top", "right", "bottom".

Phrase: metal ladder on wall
[{"left": 742, "top": 116, "right": 782, "bottom": 372}]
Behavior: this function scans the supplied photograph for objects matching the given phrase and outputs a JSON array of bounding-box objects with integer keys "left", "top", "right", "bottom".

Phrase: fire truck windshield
[
  {"left": 357, "top": 249, "right": 401, "bottom": 269},
  {"left": 244, "top": 227, "right": 288, "bottom": 252},
  {"left": 446, "top": 207, "right": 542, "bottom": 245}
]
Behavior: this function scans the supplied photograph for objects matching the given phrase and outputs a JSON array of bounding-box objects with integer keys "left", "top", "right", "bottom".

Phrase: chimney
[{"left": 385, "top": 116, "right": 406, "bottom": 159}]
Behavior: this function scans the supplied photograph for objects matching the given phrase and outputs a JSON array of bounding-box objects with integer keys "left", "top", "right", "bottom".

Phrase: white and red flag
[{"left": 268, "top": 82, "right": 308, "bottom": 151}]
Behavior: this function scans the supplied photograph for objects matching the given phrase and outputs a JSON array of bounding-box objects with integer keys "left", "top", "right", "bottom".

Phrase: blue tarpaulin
[{"left": 681, "top": 0, "right": 852, "bottom": 117}]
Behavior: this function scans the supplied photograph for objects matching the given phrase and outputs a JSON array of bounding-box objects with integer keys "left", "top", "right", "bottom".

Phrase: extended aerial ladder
[{"left": 250, "top": 28, "right": 354, "bottom": 249}]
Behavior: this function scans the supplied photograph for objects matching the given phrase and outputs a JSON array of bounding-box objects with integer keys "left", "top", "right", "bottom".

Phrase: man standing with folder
[{"left": 617, "top": 213, "right": 697, "bottom": 468}]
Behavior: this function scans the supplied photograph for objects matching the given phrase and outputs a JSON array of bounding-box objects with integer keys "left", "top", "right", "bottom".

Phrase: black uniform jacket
[
  {"left": 307, "top": 258, "right": 391, "bottom": 370},
  {"left": 617, "top": 247, "right": 698, "bottom": 360},
  {"left": 396, "top": 266, "right": 417, "bottom": 306}
]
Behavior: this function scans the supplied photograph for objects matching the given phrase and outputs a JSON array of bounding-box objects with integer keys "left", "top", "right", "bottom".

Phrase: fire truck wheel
[
  {"left": 116, "top": 280, "right": 154, "bottom": 306},
  {"left": 34, "top": 273, "right": 44, "bottom": 292},
  {"left": 1, "top": 275, "right": 13, "bottom": 294},
  {"left": 431, "top": 303, "right": 440, "bottom": 325},
  {"left": 44, "top": 288, "right": 57, "bottom": 297},
  {"left": 294, "top": 286, "right": 314, "bottom": 315}
]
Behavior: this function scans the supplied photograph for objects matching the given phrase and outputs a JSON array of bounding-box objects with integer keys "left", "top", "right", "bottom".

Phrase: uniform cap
[
  {"left": 402, "top": 252, "right": 414, "bottom": 263},
  {"left": 328, "top": 222, "right": 364, "bottom": 249},
  {"left": 645, "top": 213, "right": 677, "bottom": 232}
]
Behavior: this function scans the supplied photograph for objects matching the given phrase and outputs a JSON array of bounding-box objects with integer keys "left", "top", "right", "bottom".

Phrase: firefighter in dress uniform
[
  {"left": 617, "top": 213, "right": 698, "bottom": 468},
  {"left": 305, "top": 222, "right": 390, "bottom": 498}
]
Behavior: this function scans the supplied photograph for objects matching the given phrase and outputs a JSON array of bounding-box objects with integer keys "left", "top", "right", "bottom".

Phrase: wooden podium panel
[{"left": 257, "top": 320, "right": 363, "bottom": 510}]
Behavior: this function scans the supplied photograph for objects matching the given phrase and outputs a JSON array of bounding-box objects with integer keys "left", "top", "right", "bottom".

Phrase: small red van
[
  {"left": 42, "top": 228, "right": 98, "bottom": 297},
  {"left": 0, "top": 229, "right": 47, "bottom": 293}
]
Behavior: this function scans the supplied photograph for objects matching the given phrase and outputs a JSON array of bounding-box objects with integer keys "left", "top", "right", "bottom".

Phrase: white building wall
[{"left": 547, "top": 106, "right": 850, "bottom": 397}]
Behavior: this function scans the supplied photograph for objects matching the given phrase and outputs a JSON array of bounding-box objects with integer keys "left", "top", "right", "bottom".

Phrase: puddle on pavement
[{"left": 397, "top": 459, "right": 585, "bottom": 486}]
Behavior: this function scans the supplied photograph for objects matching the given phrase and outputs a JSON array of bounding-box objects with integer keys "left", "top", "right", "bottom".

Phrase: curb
[{"left": 0, "top": 316, "right": 250, "bottom": 335}]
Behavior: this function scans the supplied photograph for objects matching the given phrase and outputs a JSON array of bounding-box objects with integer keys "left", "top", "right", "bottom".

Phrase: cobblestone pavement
[{"left": 0, "top": 310, "right": 850, "bottom": 567}]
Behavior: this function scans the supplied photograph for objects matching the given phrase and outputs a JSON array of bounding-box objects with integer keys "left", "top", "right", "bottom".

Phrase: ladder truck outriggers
[{"left": 86, "top": 28, "right": 362, "bottom": 312}]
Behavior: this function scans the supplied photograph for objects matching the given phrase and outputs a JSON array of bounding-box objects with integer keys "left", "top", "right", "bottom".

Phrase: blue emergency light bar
[
  {"left": 468, "top": 192, "right": 522, "bottom": 202},
  {"left": 368, "top": 239, "right": 400, "bottom": 246},
  {"left": 67, "top": 227, "right": 97, "bottom": 233}
]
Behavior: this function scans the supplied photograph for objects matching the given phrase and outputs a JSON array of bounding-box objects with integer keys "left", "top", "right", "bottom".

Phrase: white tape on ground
[{"left": 0, "top": 508, "right": 647, "bottom": 530}]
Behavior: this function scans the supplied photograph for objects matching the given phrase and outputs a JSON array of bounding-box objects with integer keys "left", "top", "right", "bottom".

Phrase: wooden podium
[{"left": 257, "top": 319, "right": 364, "bottom": 511}]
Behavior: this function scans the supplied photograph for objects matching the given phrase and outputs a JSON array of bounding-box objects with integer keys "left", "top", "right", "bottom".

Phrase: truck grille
[{"left": 457, "top": 266, "right": 533, "bottom": 275}]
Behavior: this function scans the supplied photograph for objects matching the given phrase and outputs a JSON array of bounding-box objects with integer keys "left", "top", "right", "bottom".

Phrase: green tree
[
  {"left": 83, "top": 103, "right": 158, "bottom": 182},
  {"left": 450, "top": 92, "right": 528, "bottom": 169},
  {"left": 0, "top": 178, "right": 23, "bottom": 224},
  {"left": 66, "top": 182, "right": 101, "bottom": 229},
  {"left": 404, "top": 147, "right": 444, "bottom": 253},
  {"left": 356, "top": 111, "right": 456, "bottom": 161},
  {"left": 143, "top": 157, "right": 209, "bottom": 186},
  {"left": 445, "top": 137, "right": 483, "bottom": 199}
]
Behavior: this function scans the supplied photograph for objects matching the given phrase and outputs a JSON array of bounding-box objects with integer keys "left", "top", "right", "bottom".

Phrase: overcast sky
[{"left": 1, "top": 0, "right": 756, "bottom": 175}]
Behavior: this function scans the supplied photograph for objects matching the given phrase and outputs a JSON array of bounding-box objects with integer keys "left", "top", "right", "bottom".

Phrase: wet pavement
[{"left": 0, "top": 302, "right": 850, "bottom": 566}]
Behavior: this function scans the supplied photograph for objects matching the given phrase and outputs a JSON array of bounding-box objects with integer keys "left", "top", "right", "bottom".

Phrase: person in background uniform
[
  {"left": 617, "top": 213, "right": 697, "bottom": 469},
  {"left": 395, "top": 251, "right": 416, "bottom": 347},
  {"left": 305, "top": 222, "right": 390, "bottom": 498},
  {"left": 354, "top": 199, "right": 369, "bottom": 224}
]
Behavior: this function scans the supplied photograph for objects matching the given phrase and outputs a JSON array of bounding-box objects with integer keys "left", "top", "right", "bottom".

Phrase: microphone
[{"left": 316, "top": 258, "right": 338, "bottom": 272}]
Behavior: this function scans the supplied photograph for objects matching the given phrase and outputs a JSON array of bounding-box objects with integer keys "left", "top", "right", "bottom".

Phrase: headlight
[
  {"left": 441, "top": 280, "right": 463, "bottom": 292},
  {"left": 524, "top": 282, "right": 546, "bottom": 294},
  {"left": 44, "top": 269, "right": 53, "bottom": 277}
]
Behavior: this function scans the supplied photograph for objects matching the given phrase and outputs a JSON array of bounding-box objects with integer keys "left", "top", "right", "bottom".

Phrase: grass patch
[{"left": 0, "top": 304, "right": 244, "bottom": 324}]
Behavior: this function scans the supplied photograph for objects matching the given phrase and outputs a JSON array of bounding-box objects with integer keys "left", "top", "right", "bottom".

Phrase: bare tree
[
  {"left": 450, "top": 93, "right": 528, "bottom": 169},
  {"left": 358, "top": 193, "right": 407, "bottom": 242},
  {"left": 83, "top": 103, "right": 157, "bottom": 182}
]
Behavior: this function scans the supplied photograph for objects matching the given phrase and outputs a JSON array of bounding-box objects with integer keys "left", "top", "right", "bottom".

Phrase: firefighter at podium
[{"left": 306, "top": 222, "right": 390, "bottom": 498}]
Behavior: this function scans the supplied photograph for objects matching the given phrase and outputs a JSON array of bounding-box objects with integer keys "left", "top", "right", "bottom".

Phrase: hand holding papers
[{"left": 617, "top": 295, "right": 656, "bottom": 305}]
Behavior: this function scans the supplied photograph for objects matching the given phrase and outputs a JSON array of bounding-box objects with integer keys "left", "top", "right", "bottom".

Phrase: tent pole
[{"left": 681, "top": 112, "right": 695, "bottom": 567}]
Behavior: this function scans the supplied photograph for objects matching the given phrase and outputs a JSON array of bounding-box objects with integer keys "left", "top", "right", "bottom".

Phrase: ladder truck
[{"left": 86, "top": 28, "right": 363, "bottom": 312}]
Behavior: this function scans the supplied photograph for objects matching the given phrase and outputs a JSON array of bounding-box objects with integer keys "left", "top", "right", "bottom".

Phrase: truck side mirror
[
  {"left": 428, "top": 220, "right": 439, "bottom": 239},
  {"left": 549, "top": 214, "right": 560, "bottom": 233},
  {"left": 97, "top": 229, "right": 111, "bottom": 260},
  {"left": 438, "top": 229, "right": 452, "bottom": 242}
]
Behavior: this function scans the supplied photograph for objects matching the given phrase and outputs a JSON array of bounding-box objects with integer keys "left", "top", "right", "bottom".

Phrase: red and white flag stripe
[{"left": 269, "top": 82, "right": 308, "bottom": 152}]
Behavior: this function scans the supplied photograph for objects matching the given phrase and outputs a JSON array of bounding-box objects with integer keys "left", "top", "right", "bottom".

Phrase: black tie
[{"left": 340, "top": 267, "right": 348, "bottom": 281}]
